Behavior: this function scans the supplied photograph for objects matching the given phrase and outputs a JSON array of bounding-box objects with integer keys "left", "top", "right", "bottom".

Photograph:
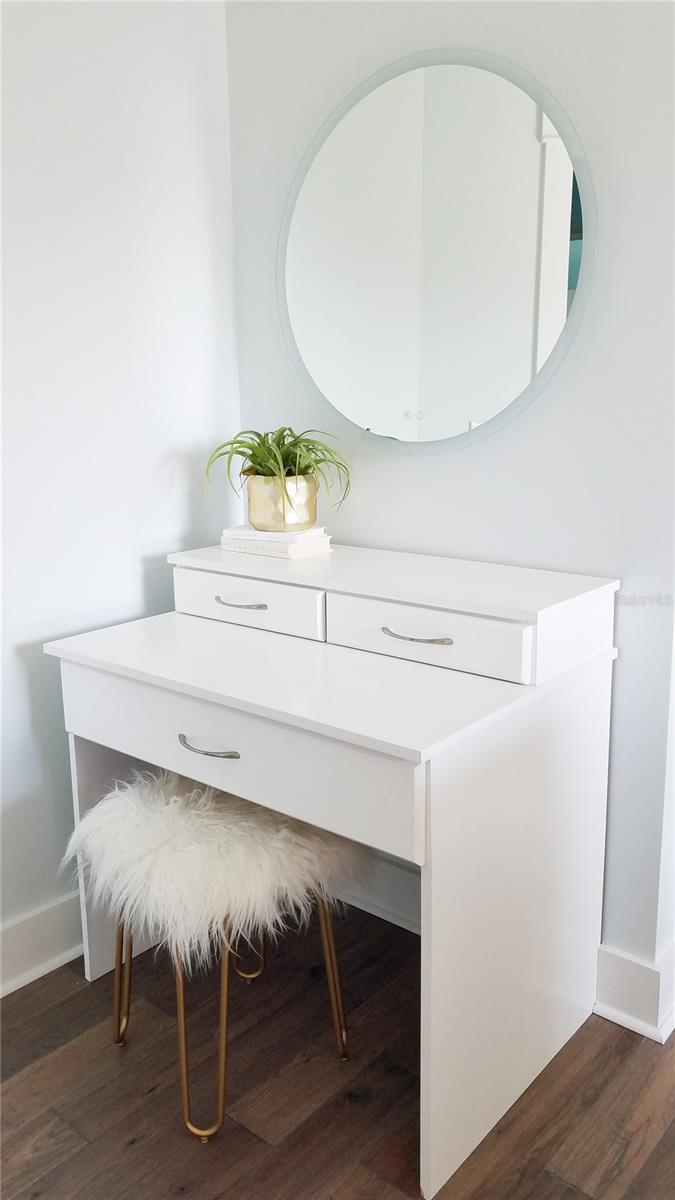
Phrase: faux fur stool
[{"left": 64, "top": 770, "right": 365, "bottom": 1141}]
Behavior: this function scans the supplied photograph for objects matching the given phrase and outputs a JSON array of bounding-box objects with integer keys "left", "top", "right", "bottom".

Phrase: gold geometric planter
[{"left": 246, "top": 474, "right": 318, "bottom": 532}]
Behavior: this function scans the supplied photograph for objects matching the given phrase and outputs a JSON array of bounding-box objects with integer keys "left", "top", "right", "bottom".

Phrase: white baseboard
[
  {"left": 1, "top": 891, "right": 83, "bottom": 997},
  {"left": 594, "top": 941, "right": 675, "bottom": 1043},
  {"left": 336, "top": 850, "right": 421, "bottom": 934}
]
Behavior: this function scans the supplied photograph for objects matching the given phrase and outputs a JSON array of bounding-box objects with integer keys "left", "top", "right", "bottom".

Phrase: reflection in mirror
[{"left": 284, "top": 65, "right": 582, "bottom": 443}]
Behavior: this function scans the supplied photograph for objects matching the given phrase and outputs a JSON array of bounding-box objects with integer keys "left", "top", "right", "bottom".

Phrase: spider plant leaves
[{"left": 206, "top": 427, "right": 351, "bottom": 507}]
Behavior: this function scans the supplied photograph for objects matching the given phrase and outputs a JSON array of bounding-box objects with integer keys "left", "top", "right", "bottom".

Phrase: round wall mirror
[{"left": 281, "top": 60, "right": 584, "bottom": 444}]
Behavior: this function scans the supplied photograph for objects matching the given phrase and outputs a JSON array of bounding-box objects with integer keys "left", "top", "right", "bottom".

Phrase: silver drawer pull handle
[
  {"left": 381, "top": 625, "right": 454, "bottom": 646},
  {"left": 215, "top": 595, "right": 268, "bottom": 611},
  {"left": 178, "top": 734, "right": 241, "bottom": 759}
]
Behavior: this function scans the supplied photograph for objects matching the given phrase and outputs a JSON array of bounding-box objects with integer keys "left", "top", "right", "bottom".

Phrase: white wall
[
  {"left": 1, "top": 1, "right": 239, "bottom": 991},
  {"left": 225, "top": 0, "right": 674, "bottom": 993}
]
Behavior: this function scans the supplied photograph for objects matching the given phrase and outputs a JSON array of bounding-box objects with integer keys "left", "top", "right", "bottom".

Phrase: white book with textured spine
[
  {"left": 220, "top": 530, "right": 332, "bottom": 559},
  {"left": 221, "top": 524, "right": 327, "bottom": 543}
]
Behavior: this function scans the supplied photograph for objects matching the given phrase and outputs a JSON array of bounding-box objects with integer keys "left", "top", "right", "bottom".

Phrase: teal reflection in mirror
[{"left": 283, "top": 64, "right": 583, "bottom": 444}]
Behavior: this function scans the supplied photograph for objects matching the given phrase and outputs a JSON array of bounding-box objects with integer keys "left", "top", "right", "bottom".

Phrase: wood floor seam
[{"left": 544, "top": 1166, "right": 599, "bottom": 1199}]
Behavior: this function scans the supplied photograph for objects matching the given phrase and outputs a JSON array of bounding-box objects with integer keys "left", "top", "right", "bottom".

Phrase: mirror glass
[{"left": 283, "top": 65, "right": 583, "bottom": 443}]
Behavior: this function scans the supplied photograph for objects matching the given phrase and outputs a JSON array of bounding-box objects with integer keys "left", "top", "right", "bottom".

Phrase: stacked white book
[{"left": 220, "top": 525, "right": 332, "bottom": 560}]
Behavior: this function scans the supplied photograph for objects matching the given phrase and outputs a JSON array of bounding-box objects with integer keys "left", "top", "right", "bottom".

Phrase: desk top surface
[
  {"left": 44, "top": 611, "right": 548, "bottom": 762},
  {"left": 168, "top": 544, "right": 618, "bottom": 623}
]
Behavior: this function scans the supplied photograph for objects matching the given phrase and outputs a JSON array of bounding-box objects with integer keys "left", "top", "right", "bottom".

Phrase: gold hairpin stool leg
[
  {"left": 234, "top": 936, "right": 266, "bottom": 983},
  {"left": 113, "top": 923, "right": 133, "bottom": 1045},
  {"left": 317, "top": 899, "right": 349, "bottom": 1060},
  {"left": 175, "top": 938, "right": 230, "bottom": 1142}
]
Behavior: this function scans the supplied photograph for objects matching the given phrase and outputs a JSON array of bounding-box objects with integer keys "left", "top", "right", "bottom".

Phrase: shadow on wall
[
  {"left": 162, "top": 442, "right": 241, "bottom": 559},
  {"left": 139, "top": 440, "right": 238, "bottom": 613},
  {"left": 142, "top": 554, "right": 176, "bottom": 615},
  {"left": 2, "top": 641, "right": 74, "bottom": 916}
]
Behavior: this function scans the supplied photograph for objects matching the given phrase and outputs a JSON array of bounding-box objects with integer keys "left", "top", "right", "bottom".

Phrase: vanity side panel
[
  {"left": 419, "top": 653, "right": 613, "bottom": 1199},
  {"left": 534, "top": 585, "right": 617, "bottom": 682}
]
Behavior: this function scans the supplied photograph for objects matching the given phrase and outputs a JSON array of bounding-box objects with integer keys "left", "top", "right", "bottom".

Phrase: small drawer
[
  {"left": 60, "top": 662, "right": 424, "bottom": 864},
  {"left": 174, "top": 568, "right": 325, "bottom": 641},
  {"left": 327, "top": 593, "right": 533, "bottom": 684}
]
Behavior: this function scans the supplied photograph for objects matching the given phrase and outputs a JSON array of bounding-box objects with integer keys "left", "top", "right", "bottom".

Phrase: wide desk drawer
[
  {"left": 60, "top": 662, "right": 424, "bottom": 864},
  {"left": 327, "top": 593, "right": 534, "bottom": 684},
  {"left": 174, "top": 567, "right": 326, "bottom": 641}
]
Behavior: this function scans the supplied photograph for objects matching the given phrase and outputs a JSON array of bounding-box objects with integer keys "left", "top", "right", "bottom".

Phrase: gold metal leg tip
[{"left": 176, "top": 939, "right": 229, "bottom": 1148}]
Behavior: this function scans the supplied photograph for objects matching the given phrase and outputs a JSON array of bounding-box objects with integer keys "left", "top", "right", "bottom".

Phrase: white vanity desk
[{"left": 45, "top": 543, "right": 618, "bottom": 1199}]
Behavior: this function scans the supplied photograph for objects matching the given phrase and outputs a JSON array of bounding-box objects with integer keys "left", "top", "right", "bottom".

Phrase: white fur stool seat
[
  {"left": 64, "top": 770, "right": 364, "bottom": 1142},
  {"left": 66, "top": 770, "right": 363, "bottom": 968}
]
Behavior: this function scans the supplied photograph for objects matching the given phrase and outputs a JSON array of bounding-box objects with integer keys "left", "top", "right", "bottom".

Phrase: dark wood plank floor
[{"left": 2, "top": 909, "right": 673, "bottom": 1200}]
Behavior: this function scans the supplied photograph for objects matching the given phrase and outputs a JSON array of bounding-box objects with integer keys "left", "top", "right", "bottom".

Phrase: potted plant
[{"left": 206, "top": 426, "right": 351, "bottom": 532}]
